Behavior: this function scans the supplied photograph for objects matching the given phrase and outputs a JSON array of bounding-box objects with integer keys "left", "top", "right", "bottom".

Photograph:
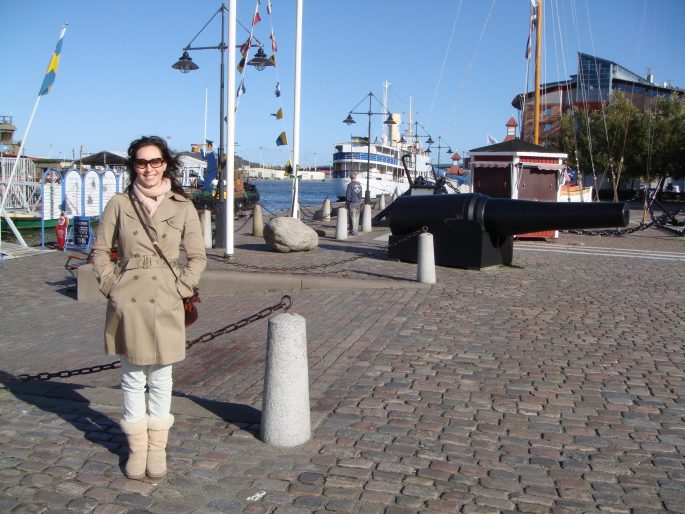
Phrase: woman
[{"left": 92, "top": 136, "right": 207, "bottom": 480}]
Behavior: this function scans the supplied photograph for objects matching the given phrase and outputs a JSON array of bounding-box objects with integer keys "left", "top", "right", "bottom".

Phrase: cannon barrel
[{"left": 389, "top": 193, "right": 629, "bottom": 237}]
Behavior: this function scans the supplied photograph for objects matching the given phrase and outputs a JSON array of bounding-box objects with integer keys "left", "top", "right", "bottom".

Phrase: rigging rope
[
  {"left": 444, "top": 0, "right": 497, "bottom": 131},
  {"left": 427, "top": 0, "right": 464, "bottom": 129}
]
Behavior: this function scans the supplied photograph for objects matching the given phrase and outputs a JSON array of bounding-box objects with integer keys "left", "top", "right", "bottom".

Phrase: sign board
[{"left": 72, "top": 216, "right": 91, "bottom": 248}]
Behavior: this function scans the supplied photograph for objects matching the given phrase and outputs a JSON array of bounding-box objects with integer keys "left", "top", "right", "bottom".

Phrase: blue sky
[{"left": 3, "top": 0, "right": 684, "bottom": 168}]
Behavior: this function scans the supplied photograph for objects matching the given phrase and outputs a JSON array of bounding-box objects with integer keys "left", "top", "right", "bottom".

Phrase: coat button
[
  {"left": 134, "top": 253, "right": 140, "bottom": 257},
  {"left": 133, "top": 275, "right": 139, "bottom": 280},
  {"left": 162, "top": 234, "right": 167, "bottom": 238},
  {"left": 152, "top": 276, "right": 157, "bottom": 281},
  {"left": 150, "top": 299, "right": 155, "bottom": 304},
  {"left": 131, "top": 298, "right": 136, "bottom": 303},
  {"left": 133, "top": 230, "right": 139, "bottom": 235}
]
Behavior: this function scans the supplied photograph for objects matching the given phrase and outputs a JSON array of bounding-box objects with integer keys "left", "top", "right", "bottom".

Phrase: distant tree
[
  {"left": 552, "top": 91, "right": 651, "bottom": 200},
  {"left": 644, "top": 94, "right": 685, "bottom": 182}
]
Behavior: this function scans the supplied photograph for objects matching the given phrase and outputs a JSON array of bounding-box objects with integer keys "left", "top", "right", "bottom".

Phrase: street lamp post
[
  {"left": 431, "top": 136, "right": 454, "bottom": 170},
  {"left": 343, "top": 92, "right": 396, "bottom": 204},
  {"left": 172, "top": 2, "right": 273, "bottom": 255}
]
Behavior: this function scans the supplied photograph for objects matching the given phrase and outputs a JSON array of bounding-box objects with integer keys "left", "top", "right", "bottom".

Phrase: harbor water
[{"left": 253, "top": 179, "right": 336, "bottom": 213}]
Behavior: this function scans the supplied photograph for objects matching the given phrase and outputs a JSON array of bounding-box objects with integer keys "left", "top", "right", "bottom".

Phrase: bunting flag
[
  {"left": 267, "top": 0, "right": 272, "bottom": 15},
  {"left": 240, "top": 37, "right": 251, "bottom": 58},
  {"left": 39, "top": 24, "right": 67, "bottom": 96},
  {"left": 275, "top": 81, "right": 281, "bottom": 97},
  {"left": 276, "top": 131, "right": 287, "bottom": 146},
  {"left": 237, "top": 57, "right": 245, "bottom": 74},
  {"left": 237, "top": 80, "right": 246, "bottom": 98},
  {"left": 271, "top": 108, "right": 283, "bottom": 119},
  {"left": 269, "top": 29, "right": 278, "bottom": 52},
  {"left": 252, "top": 6, "right": 261, "bottom": 25},
  {"left": 268, "top": 54, "right": 276, "bottom": 66}
]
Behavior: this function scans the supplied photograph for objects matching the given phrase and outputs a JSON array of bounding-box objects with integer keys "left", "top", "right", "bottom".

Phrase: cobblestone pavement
[{"left": 1, "top": 203, "right": 684, "bottom": 513}]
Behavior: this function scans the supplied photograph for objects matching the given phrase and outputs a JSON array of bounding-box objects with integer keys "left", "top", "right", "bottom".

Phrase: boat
[
  {"left": 331, "top": 88, "right": 436, "bottom": 201},
  {"left": 186, "top": 168, "right": 260, "bottom": 214},
  {"left": 331, "top": 138, "right": 434, "bottom": 201}
]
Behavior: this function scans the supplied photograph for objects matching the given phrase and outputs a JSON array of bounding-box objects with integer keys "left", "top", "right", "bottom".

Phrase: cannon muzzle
[{"left": 387, "top": 193, "right": 630, "bottom": 269}]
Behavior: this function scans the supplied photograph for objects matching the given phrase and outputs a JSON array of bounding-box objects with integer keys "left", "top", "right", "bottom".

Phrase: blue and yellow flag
[
  {"left": 39, "top": 24, "right": 67, "bottom": 96},
  {"left": 276, "top": 131, "right": 287, "bottom": 146}
]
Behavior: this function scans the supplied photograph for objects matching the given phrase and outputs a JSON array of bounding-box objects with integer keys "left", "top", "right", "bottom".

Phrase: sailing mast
[{"left": 533, "top": 0, "right": 542, "bottom": 144}]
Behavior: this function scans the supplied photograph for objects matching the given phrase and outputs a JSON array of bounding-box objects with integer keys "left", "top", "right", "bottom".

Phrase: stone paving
[{"left": 1, "top": 202, "right": 684, "bottom": 513}]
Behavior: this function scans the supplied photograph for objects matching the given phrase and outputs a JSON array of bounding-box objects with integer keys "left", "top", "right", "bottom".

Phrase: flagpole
[
  {"left": 0, "top": 95, "right": 43, "bottom": 249},
  {"left": 290, "top": 0, "right": 303, "bottom": 218},
  {"left": 1, "top": 22, "right": 67, "bottom": 251},
  {"left": 225, "top": 0, "right": 236, "bottom": 257}
]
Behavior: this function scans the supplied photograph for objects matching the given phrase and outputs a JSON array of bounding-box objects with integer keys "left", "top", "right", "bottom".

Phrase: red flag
[
  {"left": 252, "top": 8, "right": 261, "bottom": 25},
  {"left": 269, "top": 30, "right": 278, "bottom": 52},
  {"left": 240, "top": 37, "right": 251, "bottom": 58}
]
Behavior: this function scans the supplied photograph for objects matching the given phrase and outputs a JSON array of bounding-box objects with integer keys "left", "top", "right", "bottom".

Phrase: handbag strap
[{"left": 129, "top": 194, "right": 179, "bottom": 280}]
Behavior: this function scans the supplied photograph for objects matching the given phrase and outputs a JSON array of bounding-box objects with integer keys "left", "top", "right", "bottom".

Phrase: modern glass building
[{"left": 513, "top": 53, "right": 683, "bottom": 145}]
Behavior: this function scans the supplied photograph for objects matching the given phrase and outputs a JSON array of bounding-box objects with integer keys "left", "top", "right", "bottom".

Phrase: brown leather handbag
[{"left": 130, "top": 195, "right": 200, "bottom": 326}]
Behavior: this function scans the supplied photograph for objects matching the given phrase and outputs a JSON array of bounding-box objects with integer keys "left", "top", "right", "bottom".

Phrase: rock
[{"left": 264, "top": 216, "right": 318, "bottom": 253}]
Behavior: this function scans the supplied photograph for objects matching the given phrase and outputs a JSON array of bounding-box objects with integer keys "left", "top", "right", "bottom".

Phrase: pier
[{"left": 1, "top": 202, "right": 684, "bottom": 513}]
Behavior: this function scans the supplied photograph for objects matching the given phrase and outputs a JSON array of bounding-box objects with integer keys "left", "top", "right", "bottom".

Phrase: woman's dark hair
[{"left": 126, "top": 135, "right": 186, "bottom": 196}]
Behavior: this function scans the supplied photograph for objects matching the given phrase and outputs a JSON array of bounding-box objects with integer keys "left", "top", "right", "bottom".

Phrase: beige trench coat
[{"left": 92, "top": 191, "right": 207, "bottom": 365}]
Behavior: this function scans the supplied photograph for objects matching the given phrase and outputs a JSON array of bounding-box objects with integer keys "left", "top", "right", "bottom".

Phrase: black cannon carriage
[{"left": 387, "top": 193, "right": 630, "bottom": 269}]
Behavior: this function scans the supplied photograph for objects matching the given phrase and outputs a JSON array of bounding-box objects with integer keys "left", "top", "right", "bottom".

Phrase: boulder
[{"left": 264, "top": 216, "right": 318, "bottom": 253}]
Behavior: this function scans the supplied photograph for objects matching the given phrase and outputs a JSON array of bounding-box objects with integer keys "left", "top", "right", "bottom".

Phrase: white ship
[
  {"left": 331, "top": 87, "right": 435, "bottom": 201},
  {"left": 331, "top": 138, "right": 434, "bottom": 200}
]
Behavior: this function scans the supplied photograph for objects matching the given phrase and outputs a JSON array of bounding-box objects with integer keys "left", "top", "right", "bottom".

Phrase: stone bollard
[
  {"left": 391, "top": 192, "right": 398, "bottom": 203},
  {"left": 261, "top": 313, "right": 311, "bottom": 447},
  {"left": 417, "top": 232, "right": 436, "bottom": 284},
  {"left": 253, "top": 204, "right": 264, "bottom": 237},
  {"left": 361, "top": 204, "right": 372, "bottom": 232},
  {"left": 322, "top": 198, "right": 331, "bottom": 222},
  {"left": 336, "top": 206, "right": 348, "bottom": 240},
  {"left": 201, "top": 209, "right": 212, "bottom": 248},
  {"left": 378, "top": 194, "right": 386, "bottom": 210}
]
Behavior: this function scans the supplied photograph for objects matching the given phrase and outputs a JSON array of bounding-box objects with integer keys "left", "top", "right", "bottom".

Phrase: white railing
[{"left": 1, "top": 157, "right": 39, "bottom": 212}]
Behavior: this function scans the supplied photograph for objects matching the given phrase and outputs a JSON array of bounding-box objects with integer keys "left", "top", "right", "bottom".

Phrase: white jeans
[{"left": 120, "top": 356, "right": 173, "bottom": 422}]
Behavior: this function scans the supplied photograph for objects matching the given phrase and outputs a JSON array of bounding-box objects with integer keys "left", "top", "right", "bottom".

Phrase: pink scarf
[{"left": 132, "top": 178, "right": 172, "bottom": 216}]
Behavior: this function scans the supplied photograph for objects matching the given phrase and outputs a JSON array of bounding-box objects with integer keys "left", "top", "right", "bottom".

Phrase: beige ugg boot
[
  {"left": 120, "top": 417, "right": 148, "bottom": 480},
  {"left": 146, "top": 414, "right": 174, "bottom": 478}
]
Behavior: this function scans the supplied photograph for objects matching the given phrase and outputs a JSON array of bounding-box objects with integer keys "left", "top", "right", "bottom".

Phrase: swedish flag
[{"left": 39, "top": 24, "right": 67, "bottom": 96}]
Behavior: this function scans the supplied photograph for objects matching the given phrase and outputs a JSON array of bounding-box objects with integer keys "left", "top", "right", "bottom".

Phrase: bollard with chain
[
  {"left": 417, "top": 230, "right": 436, "bottom": 284},
  {"left": 253, "top": 204, "right": 264, "bottom": 237},
  {"left": 261, "top": 312, "right": 311, "bottom": 447},
  {"left": 361, "top": 204, "right": 372, "bottom": 233},
  {"left": 201, "top": 209, "right": 213, "bottom": 248},
  {"left": 336, "top": 206, "right": 348, "bottom": 240},
  {"left": 322, "top": 198, "right": 331, "bottom": 222}
]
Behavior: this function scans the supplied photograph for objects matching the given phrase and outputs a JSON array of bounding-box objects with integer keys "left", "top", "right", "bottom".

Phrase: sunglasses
[{"left": 134, "top": 158, "right": 165, "bottom": 169}]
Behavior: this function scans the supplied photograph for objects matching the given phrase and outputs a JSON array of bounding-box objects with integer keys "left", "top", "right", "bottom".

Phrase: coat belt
[{"left": 117, "top": 255, "right": 177, "bottom": 270}]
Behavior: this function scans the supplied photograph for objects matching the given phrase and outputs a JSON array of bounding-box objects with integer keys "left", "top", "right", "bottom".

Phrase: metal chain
[
  {"left": 563, "top": 208, "right": 683, "bottom": 237},
  {"left": 208, "top": 227, "right": 425, "bottom": 273},
  {"left": 0, "top": 295, "right": 292, "bottom": 383},
  {"left": 234, "top": 211, "right": 252, "bottom": 232}
]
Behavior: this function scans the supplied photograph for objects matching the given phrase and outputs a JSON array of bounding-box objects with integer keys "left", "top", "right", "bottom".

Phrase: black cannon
[{"left": 387, "top": 193, "right": 630, "bottom": 269}]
